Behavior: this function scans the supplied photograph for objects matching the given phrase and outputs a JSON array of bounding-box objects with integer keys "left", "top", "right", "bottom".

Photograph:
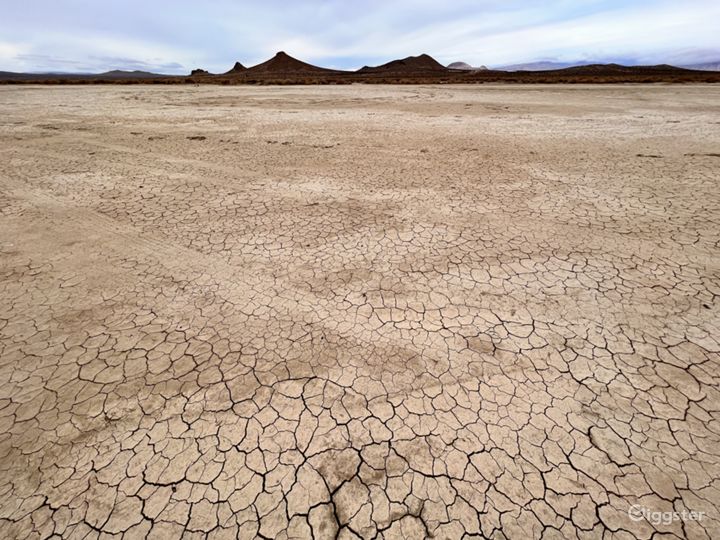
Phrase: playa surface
[{"left": 1, "top": 85, "right": 719, "bottom": 539}]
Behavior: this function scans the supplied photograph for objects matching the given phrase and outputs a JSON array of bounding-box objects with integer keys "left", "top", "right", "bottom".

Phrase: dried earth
[{"left": 0, "top": 85, "right": 719, "bottom": 539}]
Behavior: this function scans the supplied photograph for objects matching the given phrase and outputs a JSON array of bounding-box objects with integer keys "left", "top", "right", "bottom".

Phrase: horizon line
[{"left": 4, "top": 50, "right": 719, "bottom": 76}]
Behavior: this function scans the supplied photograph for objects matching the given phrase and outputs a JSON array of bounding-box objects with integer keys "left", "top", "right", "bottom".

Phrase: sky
[{"left": 1, "top": 0, "right": 719, "bottom": 74}]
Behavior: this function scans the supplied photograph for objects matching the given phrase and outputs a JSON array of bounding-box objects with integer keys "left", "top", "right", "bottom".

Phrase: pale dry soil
[{"left": 0, "top": 84, "right": 719, "bottom": 540}]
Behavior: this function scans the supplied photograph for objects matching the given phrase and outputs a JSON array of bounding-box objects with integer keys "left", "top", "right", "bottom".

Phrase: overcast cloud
[{"left": 1, "top": 0, "right": 719, "bottom": 73}]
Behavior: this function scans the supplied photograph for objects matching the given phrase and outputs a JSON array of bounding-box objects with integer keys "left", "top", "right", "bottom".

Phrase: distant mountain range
[
  {"left": 492, "top": 60, "right": 720, "bottom": 71},
  {"left": 1, "top": 52, "right": 719, "bottom": 84},
  {"left": 684, "top": 61, "right": 720, "bottom": 71},
  {"left": 0, "top": 69, "right": 162, "bottom": 80}
]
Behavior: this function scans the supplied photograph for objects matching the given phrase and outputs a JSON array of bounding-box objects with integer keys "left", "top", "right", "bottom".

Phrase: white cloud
[{"left": 0, "top": 41, "right": 29, "bottom": 71}]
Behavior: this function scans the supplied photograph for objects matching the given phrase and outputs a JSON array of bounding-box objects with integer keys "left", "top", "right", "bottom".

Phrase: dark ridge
[
  {"left": 245, "top": 51, "right": 339, "bottom": 74},
  {"left": 190, "top": 69, "right": 211, "bottom": 76},
  {"left": 225, "top": 62, "right": 247, "bottom": 74},
  {"left": 359, "top": 53, "right": 448, "bottom": 73},
  {"left": 551, "top": 63, "right": 696, "bottom": 74}
]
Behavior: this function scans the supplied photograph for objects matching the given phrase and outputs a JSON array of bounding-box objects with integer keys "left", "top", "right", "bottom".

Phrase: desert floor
[{"left": 0, "top": 85, "right": 719, "bottom": 539}]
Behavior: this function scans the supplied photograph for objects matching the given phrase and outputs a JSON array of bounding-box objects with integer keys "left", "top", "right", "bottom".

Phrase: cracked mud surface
[{"left": 1, "top": 84, "right": 719, "bottom": 539}]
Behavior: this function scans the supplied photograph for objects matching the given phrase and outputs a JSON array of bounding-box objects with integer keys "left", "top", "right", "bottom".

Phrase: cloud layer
[{"left": 2, "top": 0, "right": 719, "bottom": 73}]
